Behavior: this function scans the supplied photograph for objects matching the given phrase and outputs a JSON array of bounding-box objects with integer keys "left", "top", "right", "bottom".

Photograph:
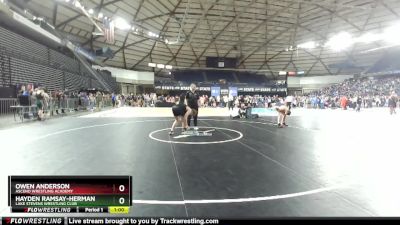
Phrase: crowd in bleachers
[
  {"left": 8, "top": 74, "right": 399, "bottom": 123},
  {"left": 299, "top": 76, "right": 400, "bottom": 110},
  {"left": 110, "top": 92, "right": 287, "bottom": 109},
  {"left": 130, "top": 75, "right": 400, "bottom": 114},
  {"left": 154, "top": 80, "right": 286, "bottom": 89},
  {"left": 110, "top": 93, "right": 158, "bottom": 108}
]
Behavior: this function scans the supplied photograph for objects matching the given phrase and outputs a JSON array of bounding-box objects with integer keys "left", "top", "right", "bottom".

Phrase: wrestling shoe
[
  {"left": 283, "top": 123, "right": 288, "bottom": 127},
  {"left": 169, "top": 130, "right": 174, "bottom": 135}
]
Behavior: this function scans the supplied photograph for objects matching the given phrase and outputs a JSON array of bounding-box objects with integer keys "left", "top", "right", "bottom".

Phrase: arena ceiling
[{"left": 13, "top": 0, "right": 400, "bottom": 77}]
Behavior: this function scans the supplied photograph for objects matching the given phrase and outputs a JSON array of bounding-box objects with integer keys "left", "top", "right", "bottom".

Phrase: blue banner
[
  {"left": 229, "top": 87, "right": 238, "bottom": 97},
  {"left": 211, "top": 86, "right": 221, "bottom": 97}
]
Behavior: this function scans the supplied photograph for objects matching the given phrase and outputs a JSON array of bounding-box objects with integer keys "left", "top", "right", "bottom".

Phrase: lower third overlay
[{"left": 1, "top": 217, "right": 220, "bottom": 225}]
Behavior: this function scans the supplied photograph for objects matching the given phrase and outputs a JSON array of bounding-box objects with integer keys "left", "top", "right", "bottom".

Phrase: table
[{"left": 10, "top": 105, "right": 38, "bottom": 122}]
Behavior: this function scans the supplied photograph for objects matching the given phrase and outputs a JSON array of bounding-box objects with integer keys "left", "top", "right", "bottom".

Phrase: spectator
[{"left": 96, "top": 92, "right": 103, "bottom": 111}]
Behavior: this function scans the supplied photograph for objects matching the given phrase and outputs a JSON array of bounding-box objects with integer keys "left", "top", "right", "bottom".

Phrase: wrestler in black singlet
[{"left": 172, "top": 102, "right": 187, "bottom": 117}]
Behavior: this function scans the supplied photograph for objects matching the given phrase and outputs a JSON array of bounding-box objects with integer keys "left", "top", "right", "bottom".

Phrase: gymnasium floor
[{"left": 0, "top": 107, "right": 399, "bottom": 217}]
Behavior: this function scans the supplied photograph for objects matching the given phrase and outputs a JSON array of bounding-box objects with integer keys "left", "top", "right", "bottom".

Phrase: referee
[{"left": 186, "top": 83, "right": 200, "bottom": 130}]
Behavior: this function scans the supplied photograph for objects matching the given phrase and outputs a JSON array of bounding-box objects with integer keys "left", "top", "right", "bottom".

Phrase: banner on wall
[
  {"left": 229, "top": 87, "right": 238, "bottom": 96},
  {"left": 221, "top": 89, "right": 229, "bottom": 95},
  {"left": 154, "top": 86, "right": 211, "bottom": 91},
  {"left": 211, "top": 86, "right": 221, "bottom": 97},
  {"left": 155, "top": 85, "right": 287, "bottom": 93}
]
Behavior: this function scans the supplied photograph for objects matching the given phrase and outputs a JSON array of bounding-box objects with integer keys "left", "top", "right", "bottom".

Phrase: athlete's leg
[
  {"left": 277, "top": 113, "right": 282, "bottom": 126},
  {"left": 169, "top": 117, "right": 179, "bottom": 135},
  {"left": 282, "top": 114, "right": 287, "bottom": 126},
  {"left": 193, "top": 108, "right": 198, "bottom": 127},
  {"left": 183, "top": 108, "right": 192, "bottom": 129}
]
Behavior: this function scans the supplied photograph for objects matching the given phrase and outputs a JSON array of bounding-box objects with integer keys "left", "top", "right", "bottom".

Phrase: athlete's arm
[
  {"left": 184, "top": 92, "right": 189, "bottom": 105},
  {"left": 196, "top": 94, "right": 201, "bottom": 107}
]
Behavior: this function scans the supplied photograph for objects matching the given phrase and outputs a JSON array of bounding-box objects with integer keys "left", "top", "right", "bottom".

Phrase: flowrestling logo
[{"left": 3, "top": 217, "right": 63, "bottom": 224}]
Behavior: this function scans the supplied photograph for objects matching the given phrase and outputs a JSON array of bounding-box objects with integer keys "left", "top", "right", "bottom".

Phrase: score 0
[
  {"left": 109, "top": 183, "right": 130, "bottom": 213},
  {"left": 116, "top": 184, "right": 128, "bottom": 205}
]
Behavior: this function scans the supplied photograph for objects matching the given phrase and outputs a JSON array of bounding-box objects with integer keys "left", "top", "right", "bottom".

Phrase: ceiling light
[
  {"left": 114, "top": 17, "right": 131, "bottom": 30},
  {"left": 74, "top": 0, "right": 81, "bottom": 8},
  {"left": 65, "top": 0, "right": 70, "bottom": 2},
  {"left": 383, "top": 22, "right": 400, "bottom": 45},
  {"left": 279, "top": 71, "right": 287, "bottom": 75},
  {"left": 98, "top": 12, "right": 103, "bottom": 19},
  {"left": 148, "top": 32, "right": 159, "bottom": 38},
  {"left": 148, "top": 62, "right": 156, "bottom": 67},
  {"left": 356, "top": 33, "right": 382, "bottom": 43},
  {"left": 298, "top": 41, "right": 316, "bottom": 49},
  {"left": 326, "top": 32, "right": 353, "bottom": 51},
  {"left": 165, "top": 65, "right": 173, "bottom": 70},
  {"left": 157, "top": 64, "right": 165, "bottom": 69},
  {"left": 88, "top": 9, "right": 94, "bottom": 14}
]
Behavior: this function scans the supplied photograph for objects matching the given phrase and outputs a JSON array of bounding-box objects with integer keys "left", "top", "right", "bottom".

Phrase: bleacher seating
[
  {"left": 367, "top": 50, "right": 400, "bottom": 73},
  {"left": 0, "top": 25, "right": 119, "bottom": 93},
  {"left": 65, "top": 72, "right": 90, "bottom": 92},
  {"left": 90, "top": 79, "right": 102, "bottom": 90},
  {"left": 0, "top": 26, "right": 48, "bottom": 63},
  {"left": 206, "top": 71, "right": 236, "bottom": 82},
  {"left": 98, "top": 70, "right": 119, "bottom": 93},
  {"left": 236, "top": 72, "right": 267, "bottom": 84},
  {"left": 173, "top": 71, "right": 205, "bottom": 83},
  {"left": 49, "top": 49, "right": 80, "bottom": 74},
  {"left": 171, "top": 70, "right": 269, "bottom": 85},
  {"left": 10, "top": 57, "right": 64, "bottom": 91}
]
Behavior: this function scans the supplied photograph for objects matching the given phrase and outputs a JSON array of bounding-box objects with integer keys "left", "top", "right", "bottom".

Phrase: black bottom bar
[
  {"left": 11, "top": 207, "right": 78, "bottom": 213},
  {"left": 2, "top": 217, "right": 64, "bottom": 225}
]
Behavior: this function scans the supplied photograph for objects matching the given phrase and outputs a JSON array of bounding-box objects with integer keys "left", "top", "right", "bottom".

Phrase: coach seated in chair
[
  {"left": 239, "top": 103, "right": 247, "bottom": 118},
  {"left": 230, "top": 103, "right": 250, "bottom": 119}
]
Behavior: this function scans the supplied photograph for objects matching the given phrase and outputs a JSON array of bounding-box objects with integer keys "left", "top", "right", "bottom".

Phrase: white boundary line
[
  {"left": 15, "top": 118, "right": 346, "bottom": 205},
  {"left": 203, "top": 129, "right": 216, "bottom": 133},
  {"left": 24, "top": 120, "right": 172, "bottom": 142},
  {"left": 149, "top": 126, "right": 243, "bottom": 145},
  {"left": 131, "top": 185, "right": 345, "bottom": 205},
  {"left": 200, "top": 118, "right": 320, "bottom": 132}
]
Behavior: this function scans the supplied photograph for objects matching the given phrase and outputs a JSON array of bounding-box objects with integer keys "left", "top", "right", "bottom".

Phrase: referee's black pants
[{"left": 188, "top": 107, "right": 198, "bottom": 127}]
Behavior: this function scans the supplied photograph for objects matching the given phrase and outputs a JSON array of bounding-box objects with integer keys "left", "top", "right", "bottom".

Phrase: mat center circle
[{"left": 148, "top": 126, "right": 243, "bottom": 145}]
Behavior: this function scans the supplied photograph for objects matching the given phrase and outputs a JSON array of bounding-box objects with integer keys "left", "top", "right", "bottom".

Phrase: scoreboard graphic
[{"left": 8, "top": 176, "right": 132, "bottom": 214}]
